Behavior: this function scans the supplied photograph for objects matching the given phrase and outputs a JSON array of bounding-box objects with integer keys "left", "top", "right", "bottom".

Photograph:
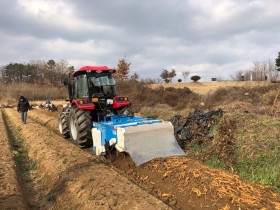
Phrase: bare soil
[
  {"left": 3, "top": 108, "right": 170, "bottom": 210},
  {"left": 12, "top": 108, "right": 280, "bottom": 210},
  {"left": 0, "top": 111, "right": 26, "bottom": 209}
]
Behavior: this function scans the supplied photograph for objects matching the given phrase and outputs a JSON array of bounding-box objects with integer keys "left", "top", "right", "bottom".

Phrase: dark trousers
[{"left": 20, "top": 111, "right": 27, "bottom": 123}]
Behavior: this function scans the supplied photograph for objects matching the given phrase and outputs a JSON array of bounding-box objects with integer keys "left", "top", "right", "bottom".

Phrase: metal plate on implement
[{"left": 119, "top": 121, "right": 186, "bottom": 166}]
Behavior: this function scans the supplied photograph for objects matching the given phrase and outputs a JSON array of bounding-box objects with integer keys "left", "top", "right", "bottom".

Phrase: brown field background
[
  {"left": 150, "top": 81, "right": 272, "bottom": 95},
  {"left": 1, "top": 80, "right": 280, "bottom": 194},
  {"left": 0, "top": 81, "right": 277, "bottom": 109}
]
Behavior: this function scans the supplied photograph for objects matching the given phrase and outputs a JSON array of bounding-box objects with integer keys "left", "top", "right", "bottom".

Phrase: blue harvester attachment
[{"left": 92, "top": 115, "right": 185, "bottom": 166}]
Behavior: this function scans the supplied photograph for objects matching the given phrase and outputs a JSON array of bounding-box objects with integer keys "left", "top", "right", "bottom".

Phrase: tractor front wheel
[
  {"left": 58, "top": 112, "right": 70, "bottom": 138},
  {"left": 69, "top": 106, "right": 92, "bottom": 148}
]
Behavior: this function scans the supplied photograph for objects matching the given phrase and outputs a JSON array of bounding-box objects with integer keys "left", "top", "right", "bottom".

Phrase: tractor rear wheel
[
  {"left": 58, "top": 112, "right": 70, "bottom": 138},
  {"left": 69, "top": 106, "right": 92, "bottom": 148}
]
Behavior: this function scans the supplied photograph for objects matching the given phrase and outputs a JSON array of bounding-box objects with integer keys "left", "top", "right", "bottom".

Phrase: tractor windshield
[
  {"left": 88, "top": 74, "right": 117, "bottom": 97},
  {"left": 90, "top": 75, "right": 116, "bottom": 86}
]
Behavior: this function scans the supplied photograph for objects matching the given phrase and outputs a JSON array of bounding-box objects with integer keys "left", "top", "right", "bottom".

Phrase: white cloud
[
  {"left": 0, "top": 0, "right": 280, "bottom": 82},
  {"left": 17, "top": 0, "right": 113, "bottom": 32}
]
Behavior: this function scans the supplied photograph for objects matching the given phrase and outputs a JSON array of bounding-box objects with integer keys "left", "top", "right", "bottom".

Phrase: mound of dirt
[
  {"left": 0, "top": 98, "right": 16, "bottom": 108},
  {"left": 110, "top": 153, "right": 280, "bottom": 210}
]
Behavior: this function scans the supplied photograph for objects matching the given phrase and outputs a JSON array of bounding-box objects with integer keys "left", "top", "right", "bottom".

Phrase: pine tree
[{"left": 116, "top": 58, "right": 131, "bottom": 81}]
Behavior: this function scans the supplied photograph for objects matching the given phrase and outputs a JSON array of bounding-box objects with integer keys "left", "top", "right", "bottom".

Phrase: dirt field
[
  {"left": 2, "top": 108, "right": 170, "bottom": 210},
  {"left": 1, "top": 107, "right": 279, "bottom": 210},
  {"left": 150, "top": 81, "right": 271, "bottom": 95}
]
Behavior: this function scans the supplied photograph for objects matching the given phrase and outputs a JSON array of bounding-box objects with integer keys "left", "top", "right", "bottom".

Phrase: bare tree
[
  {"left": 130, "top": 72, "right": 139, "bottom": 80},
  {"left": 232, "top": 59, "right": 279, "bottom": 81},
  {"left": 29, "top": 60, "right": 46, "bottom": 84},
  {"left": 251, "top": 61, "right": 266, "bottom": 81},
  {"left": 55, "top": 60, "right": 70, "bottom": 85},
  {"left": 231, "top": 70, "right": 250, "bottom": 81},
  {"left": 182, "top": 71, "right": 190, "bottom": 81},
  {"left": 267, "top": 59, "right": 279, "bottom": 80},
  {"left": 160, "top": 69, "right": 176, "bottom": 83}
]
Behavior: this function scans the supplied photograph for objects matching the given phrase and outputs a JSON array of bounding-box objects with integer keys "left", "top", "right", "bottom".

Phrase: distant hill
[{"left": 149, "top": 81, "right": 272, "bottom": 95}]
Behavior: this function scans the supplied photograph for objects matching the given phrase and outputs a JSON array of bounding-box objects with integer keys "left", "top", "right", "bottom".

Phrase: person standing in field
[{"left": 17, "top": 96, "right": 30, "bottom": 124}]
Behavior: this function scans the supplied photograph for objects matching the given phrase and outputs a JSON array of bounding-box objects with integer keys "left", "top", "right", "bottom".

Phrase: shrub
[
  {"left": 116, "top": 80, "right": 200, "bottom": 111},
  {"left": 190, "top": 75, "right": 201, "bottom": 82}
]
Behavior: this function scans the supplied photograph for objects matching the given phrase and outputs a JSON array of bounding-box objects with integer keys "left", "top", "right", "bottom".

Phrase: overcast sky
[{"left": 1, "top": 0, "right": 280, "bottom": 81}]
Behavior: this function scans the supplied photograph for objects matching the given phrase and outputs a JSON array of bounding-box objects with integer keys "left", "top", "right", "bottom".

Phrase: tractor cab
[
  {"left": 88, "top": 72, "right": 117, "bottom": 99},
  {"left": 73, "top": 71, "right": 117, "bottom": 100},
  {"left": 67, "top": 66, "right": 131, "bottom": 114}
]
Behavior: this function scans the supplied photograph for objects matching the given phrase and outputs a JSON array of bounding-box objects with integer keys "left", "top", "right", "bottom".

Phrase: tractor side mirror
[{"left": 63, "top": 78, "right": 69, "bottom": 86}]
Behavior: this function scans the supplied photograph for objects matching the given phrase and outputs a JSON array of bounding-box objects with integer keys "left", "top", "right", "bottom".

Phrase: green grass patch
[
  {"left": 205, "top": 155, "right": 226, "bottom": 169},
  {"left": 236, "top": 152, "right": 280, "bottom": 191},
  {"left": 188, "top": 141, "right": 213, "bottom": 154},
  {"left": 232, "top": 113, "right": 280, "bottom": 191}
]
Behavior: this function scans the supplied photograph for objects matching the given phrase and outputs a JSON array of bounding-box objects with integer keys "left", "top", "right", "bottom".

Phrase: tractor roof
[{"left": 73, "top": 66, "right": 116, "bottom": 76}]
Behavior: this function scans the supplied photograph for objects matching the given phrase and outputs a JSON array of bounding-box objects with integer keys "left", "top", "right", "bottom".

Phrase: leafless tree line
[
  {"left": 232, "top": 60, "right": 279, "bottom": 81},
  {"left": 0, "top": 59, "right": 73, "bottom": 86}
]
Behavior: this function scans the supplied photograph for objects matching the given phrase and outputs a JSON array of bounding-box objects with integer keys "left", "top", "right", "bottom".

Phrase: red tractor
[
  {"left": 59, "top": 66, "right": 132, "bottom": 148},
  {"left": 59, "top": 65, "right": 185, "bottom": 166}
]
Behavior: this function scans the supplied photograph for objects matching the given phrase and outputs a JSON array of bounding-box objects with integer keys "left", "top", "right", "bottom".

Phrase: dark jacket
[{"left": 17, "top": 97, "right": 30, "bottom": 112}]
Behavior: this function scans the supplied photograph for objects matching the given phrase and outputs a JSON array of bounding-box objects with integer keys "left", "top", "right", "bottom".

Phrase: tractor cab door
[{"left": 74, "top": 74, "right": 89, "bottom": 99}]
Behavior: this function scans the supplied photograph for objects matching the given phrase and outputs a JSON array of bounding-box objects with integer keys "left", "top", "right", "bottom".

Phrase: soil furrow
[
  {"left": 5, "top": 108, "right": 171, "bottom": 210},
  {"left": 0, "top": 110, "right": 27, "bottom": 210}
]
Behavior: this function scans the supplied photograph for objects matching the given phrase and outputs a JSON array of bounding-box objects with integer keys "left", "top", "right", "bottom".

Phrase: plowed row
[
  {"left": 2, "top": 108, "right": 170, "bottom": 210},
  {"left": 0, "top": 111, "right": 26, "bottom": 209},
  {"left": 3, "top": 108, "right": 280, "bottom": 210}
]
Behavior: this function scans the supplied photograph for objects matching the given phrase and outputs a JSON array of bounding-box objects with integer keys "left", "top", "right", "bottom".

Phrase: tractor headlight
[
  {"left": 106, "top": 99, "right": 113, "bottom": 105},
  {"left": 79, "top": 99, "right": 88, "bottom": 104},
  {"left": 92, "top": 98, "right": 99, "bottom": 102},
  {"left": 115, "top": 97, "right": 128, "bottom": 102}
]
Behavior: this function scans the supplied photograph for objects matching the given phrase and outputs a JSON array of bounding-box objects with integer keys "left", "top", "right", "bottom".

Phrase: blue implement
[{"left": 92, "top": 115, "right": 185, "bottom": 166}]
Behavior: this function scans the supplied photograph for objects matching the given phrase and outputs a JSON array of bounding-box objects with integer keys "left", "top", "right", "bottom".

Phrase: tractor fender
[{"left": 71, "top": 100, "right": 95, "bottom": 110}]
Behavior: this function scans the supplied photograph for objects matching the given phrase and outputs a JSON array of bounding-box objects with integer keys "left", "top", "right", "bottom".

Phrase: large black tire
[
  {"left": 69, "top": 106, "right": 92, "bottom": 148},
  {"left": 58, "top": 112, "right": 70, "bottom": 138}
]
